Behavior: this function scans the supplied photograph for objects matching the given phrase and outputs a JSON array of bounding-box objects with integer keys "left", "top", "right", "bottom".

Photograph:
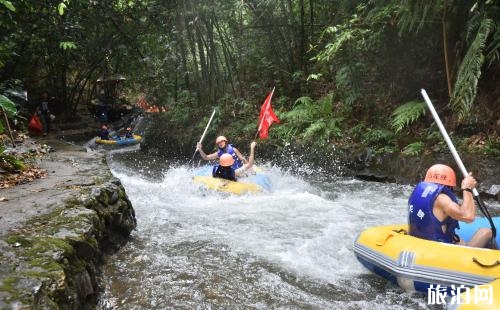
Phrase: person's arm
[
  {"left": 196, "top": 142, "right": 218, "bottom": 160},
  {"left": 436, "top": 174, "right": 478, "bottom": 223},
  {"left": 235, "top": 142, "right": 256, "bottom": 177},
  {"left": 233, "top": 147, "right": 248, "bottom": 164}
]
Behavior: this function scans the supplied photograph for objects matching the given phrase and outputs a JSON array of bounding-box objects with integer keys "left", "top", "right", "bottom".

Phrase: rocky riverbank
[{"left": 0, "top": 136, "right": 136, "bottom": 309}]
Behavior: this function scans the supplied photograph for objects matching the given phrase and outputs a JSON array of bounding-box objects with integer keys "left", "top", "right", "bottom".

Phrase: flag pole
[{"left": 254, "top": 87, "right": 275, "bottom": 140}]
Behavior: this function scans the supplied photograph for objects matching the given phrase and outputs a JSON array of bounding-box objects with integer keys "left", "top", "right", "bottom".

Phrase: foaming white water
[{"left": 111, "top": 163, "right": 409, "bottom": 285}]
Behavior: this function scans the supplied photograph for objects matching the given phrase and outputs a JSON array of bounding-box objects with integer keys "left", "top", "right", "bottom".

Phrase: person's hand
[
  {"left": 250, "top": 141, "right": 257, "bottom": 149},
  {"left": 196, "top": 141, "right": 202, "bottom": 150},
  {"left": 461, "top": 173, "right": 477, "bottom": 190}
]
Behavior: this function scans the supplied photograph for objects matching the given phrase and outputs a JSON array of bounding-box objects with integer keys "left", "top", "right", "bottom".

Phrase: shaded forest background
[{"left": 1, "top": 0, "right": 499, "bottom": 158}]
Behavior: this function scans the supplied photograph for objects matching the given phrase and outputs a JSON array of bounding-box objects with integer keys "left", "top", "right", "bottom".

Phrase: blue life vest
[
  {"left": 99, "top": 129, "right": 110, "bottom": 140},
  {"left": 408, "top": 181, "right": 459, "bottom": 243},
  {"left": 212, "top": 165, "right": 236, "bottom": 181},
  {"left": 217, "top": 144, "right": 242, "bottom": 169}
]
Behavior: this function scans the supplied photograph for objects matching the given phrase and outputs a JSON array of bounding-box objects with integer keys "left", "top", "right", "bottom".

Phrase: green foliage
[
  {"left": 362, "top": 128, "right": 395, "bottom": 147},
  {"left": 335, "top": 64, "right": 363, "bottom": 106},
  {"left": 0, "top": 89, "right": 24, "bottom": 171},
  {"left": 391, "top": 100, "right": 426, "bottom": 132},
  {"left": 451, "top": 17, "right": 493, "bottom": 122},
  {"left": 1, "top": 0, "right": 15, "bottom": 11},
  {"left": 402, "top": 141, "right": 424, "bottom": 156},
  {"left": 0, "top": 0, "right": 498, "bottom": 157},
  {"left": 393, "top": 1, "right": 443, "bottom": 35},
  {"left": 275, "top": 94, "right": 343, "bottom": 145},
  {"left": 0, "top": 145, "right": 25, "bottom": 171},
  {"left": 59, "top": 41, "right": 77, "bottom": 50},
  {"left": 0, "top": 94, "right": 16, "bottom": 115},
  {"left": 302, "top": 118, "right": 343, "bottom": 144},
  {"left": 57, "top": 1, "right": 69, "bottom": 15},
  {"left": 311, "top": 10, "right": 371, "bottom": 107},
  {"left": 0, "top": 94, "right": 17, "bottom": 133},
  {"left": 314, "top": 25, "right": 368, "bottom": 63},
  {"left": 462, "top": 135, "right": 500, "bottom": 156},
  {"left": 485, "top": 20, "right": 500, "bottom": 66}
]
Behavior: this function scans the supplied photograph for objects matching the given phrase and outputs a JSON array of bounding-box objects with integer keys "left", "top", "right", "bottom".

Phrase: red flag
[{"left": 257, "top": 87, "right": 280, "bottom": 139}]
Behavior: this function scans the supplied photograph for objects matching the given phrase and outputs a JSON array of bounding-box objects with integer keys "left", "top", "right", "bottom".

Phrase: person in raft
[
  {"left": 98, "top": 125, "right": 110, "bottom": 140},
  {"left": 125, "top": 127, "right": 134, "bottom": 139},
  {"left": 196, "top": 135, "right": 248, "bottom": 169},
  {"left": 212, "top": 141, "right": 256, "bottom": 181},
  {"left": 408, "top": 164, "right": 492, "bottom": 248}
]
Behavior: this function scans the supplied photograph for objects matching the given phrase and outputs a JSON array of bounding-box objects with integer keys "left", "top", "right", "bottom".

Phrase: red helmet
[
  {"left": 424, "top": 164, "right": 456, "bottom": 187},
  {"left": 219, "top": 153, "right": 234, "bottom": 167},
  {"left": 216, "top": 136, "right": 228, "bottom": 144}
]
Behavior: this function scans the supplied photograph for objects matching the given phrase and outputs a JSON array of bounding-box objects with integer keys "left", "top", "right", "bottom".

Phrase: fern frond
[
  {"left": 317, "top": 94, "right": 334, "bottom": 115},
  {"left": 451, "top": 18, "right": 492, "bottom": 122},
  {"left": 303, "top": 120, "right": 326, "bottom": 142},
  {"left": 293, "top": 96, "right": 314, "bottom": 107},
  {"left": 402, "top": 141, "right": 425, "bottom": 156},
  {"left": 395, "top": 0, "right": 442, "bottom": 35},
  {"left": 336, "top": 65, "right": 362, "bottom": 106},
  {"left": 316, "top": 28, "right": 357, "bottom": 62},
  {"left": 485, "top": 20, "right": 500, "bottom": 67},
  {"left": 391, "top": 100, "right": 426, "bottom": 132},
  {"left": 326, "top": 117, "right": 344, "bottom": 139}
]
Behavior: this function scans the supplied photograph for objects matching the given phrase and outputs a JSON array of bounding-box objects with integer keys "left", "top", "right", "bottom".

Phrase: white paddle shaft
[{"left": 420, "top": 89, "right": 479, "bottom": 196}]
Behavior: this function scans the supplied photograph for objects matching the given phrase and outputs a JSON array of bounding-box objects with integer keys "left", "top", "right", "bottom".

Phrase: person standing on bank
[
  {"left": 408, "top": 164, "right": 492, "bottom": 248},
  {"left": 37, "top": 91, "right": 51, "bottom": 136},
  {"left": 196, "top": 136, "right": 248, "bottom": 169}
]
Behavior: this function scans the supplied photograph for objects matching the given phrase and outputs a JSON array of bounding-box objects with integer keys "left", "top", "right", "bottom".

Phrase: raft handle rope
[
  {"left": 472, "top": 257, "right": 500, "bottom": 268},
  {"left": 392, "top": 229, "right": 407, "bottom": 235}
]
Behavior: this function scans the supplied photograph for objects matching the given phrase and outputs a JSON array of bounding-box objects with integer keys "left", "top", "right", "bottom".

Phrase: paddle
[
  {"left": 421, "top": 89, "right": 497, "bottom": 247},
  {"left": 191, "top": 108, "right": 216, "bottom": 161}
]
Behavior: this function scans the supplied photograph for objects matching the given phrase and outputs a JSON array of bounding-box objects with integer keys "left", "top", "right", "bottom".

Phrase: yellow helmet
[
  {"left": 424, "top": 164, "right": 456, "bottom": 187},
  {"left": 219, "top": 153, "right": 234, "bottom": 167}
]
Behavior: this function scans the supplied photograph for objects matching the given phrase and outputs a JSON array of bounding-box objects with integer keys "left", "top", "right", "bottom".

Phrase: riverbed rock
[
  {"left": 348, "top": 148, "right": 500, "bottom": 202},
  {"left": 0, "top": 138, "right": 136, "bottom": 309}
]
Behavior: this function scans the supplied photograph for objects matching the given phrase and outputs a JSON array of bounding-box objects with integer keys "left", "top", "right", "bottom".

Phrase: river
[{"left": 94, "top": 149, "right": 498, "bottom": 310}]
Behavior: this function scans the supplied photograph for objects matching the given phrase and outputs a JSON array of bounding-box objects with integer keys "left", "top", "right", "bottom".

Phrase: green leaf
[
  {"left": 0, "top": 94, "right": 17, "bottom": 115},
  {"left": 57, "top": 2, "right": 67, "bottom": 15},
  {"left": 0, "top": 153, "right": 26, "bottom": 170},
  {"left": 1, "top": 0, "right": 16, "bottom": 11},
  {"left": 391, "top": 100, "right": 426, "bottom": 132},
  {"left": 59, "top": 41, "right": 77, "bottom": 50},
  {"left": 402, "top": 141, "right": 425, "bottom": 156}
]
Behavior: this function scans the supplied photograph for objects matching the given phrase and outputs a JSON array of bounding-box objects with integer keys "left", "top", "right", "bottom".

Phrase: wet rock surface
[
  {"left": 349, "top": 148, "right": 500, "bottom": 201},
  {"left": 0, "top": 136, "right": 136, "bottom": 309}
]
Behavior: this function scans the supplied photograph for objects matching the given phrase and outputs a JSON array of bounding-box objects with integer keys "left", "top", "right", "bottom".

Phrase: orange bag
[{"left": 28, "top": 114, "right": 43, "bottom": 133}]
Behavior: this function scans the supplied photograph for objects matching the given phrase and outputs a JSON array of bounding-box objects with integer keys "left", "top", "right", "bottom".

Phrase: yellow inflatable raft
[
  {"left": 95, "top": 134, "right": 142, "bottom": 146},
  {"left": 354, "top": 219, "right": 500, "bottom": 295},
  {"left": 193, "top": 165, "right": 271, "bottom": 195}
]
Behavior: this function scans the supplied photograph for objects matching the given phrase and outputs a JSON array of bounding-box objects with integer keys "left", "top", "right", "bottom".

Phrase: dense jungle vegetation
[{"left": 1, "top": 0, "right": 499, "bottom": 165}]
